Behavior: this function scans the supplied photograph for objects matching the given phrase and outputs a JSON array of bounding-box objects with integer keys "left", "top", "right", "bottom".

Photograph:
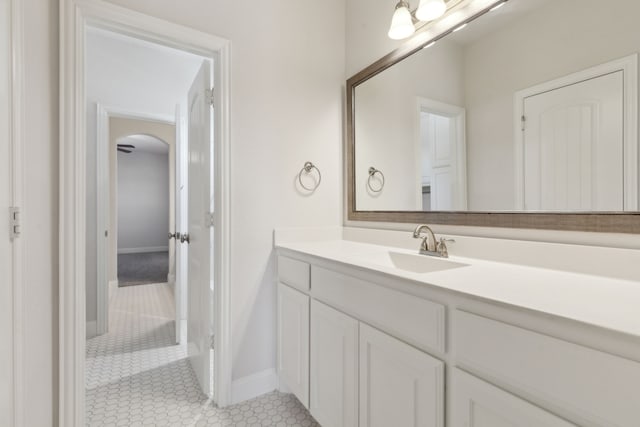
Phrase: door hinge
[
  {"left": 9, "top": 207, "right": 20, "bottom": 240},
  {"left": 521, "top": 115, "right": 526, "bottom": 131},
  {"left": 206, "top": 212, "right": 215, "bottom": 228},
  {"left": 206, "top": 87, "right": 214, "bottom": 107}
]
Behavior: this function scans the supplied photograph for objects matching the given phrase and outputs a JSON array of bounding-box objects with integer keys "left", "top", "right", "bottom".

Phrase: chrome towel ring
[
  {"left": 298, "top": 161, "right": 321, "bottom": 191},
  {"left": 367, "top": 167, "right": 385, "bottom": 192}
]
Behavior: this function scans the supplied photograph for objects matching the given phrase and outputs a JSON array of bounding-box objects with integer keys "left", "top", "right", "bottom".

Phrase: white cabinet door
[
  {"left": 359, "top": 324, "right": 444, "bottom": 427},
  {"left": 310, "top": 300, "right": 358, "bottom": 427},
  {"left": 277, "top": 282, "right": 310, "bottom": 408},
  {"left": 451, "top": 369, "right": 575, "bottom": 427}
]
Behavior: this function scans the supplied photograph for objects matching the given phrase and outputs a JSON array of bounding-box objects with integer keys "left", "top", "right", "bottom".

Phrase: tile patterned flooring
[{"left": 86, "top": 283, "right": 319, "bottom": 426}]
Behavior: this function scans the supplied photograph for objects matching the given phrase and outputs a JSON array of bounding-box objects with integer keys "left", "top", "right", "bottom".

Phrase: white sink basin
[{"left": 357, "top": 251, "right": 469, "bottom": 274}]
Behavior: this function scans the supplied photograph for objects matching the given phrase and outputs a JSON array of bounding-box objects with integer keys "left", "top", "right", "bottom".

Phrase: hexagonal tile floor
[{"left": 86, "top": 282, "right": 319, "bottom": 426}]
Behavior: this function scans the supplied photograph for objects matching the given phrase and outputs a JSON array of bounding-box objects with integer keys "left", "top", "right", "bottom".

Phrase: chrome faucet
[{"left": 412, "top": 224, "right": 454, "bottom": 258}]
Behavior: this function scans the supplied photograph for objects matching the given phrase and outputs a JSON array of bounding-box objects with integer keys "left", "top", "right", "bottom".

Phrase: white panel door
[
  {"left": 420, "top": 109, "right": 464, "bottom": 210},
  {"left": 0, "top": 0, "right": 13, "bottom": 422},
  {"left": 310, "top": 300, "right": 358, "bottom": 427},
  {"left": 187, "top": 61, "right": 212, "bottom": 396},
  {"left": 277, "top": 283, "right": 310, "bottom": 408},
  {"left": 451, "top": 369, "right": 575, "bottom": 427},
  {"left": 359, "top": 324, "right": 444, "bottom": 427},
  {"left": 523, "top": 71, "right": 624, "bottom": 211},
  {"left": 174, "top": 104, "right": 185, "bottom": 345}
]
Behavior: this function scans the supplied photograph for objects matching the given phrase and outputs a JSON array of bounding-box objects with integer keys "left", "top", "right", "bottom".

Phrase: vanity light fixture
[
  {"left": 388, "top": 0, "right": 448, "bottom": 40},
  {"left": 388, "top": 1, "right": 415, "bottom": 40},
  {"left": 416, "top": 0, "right": 446, "bottom": 21}
]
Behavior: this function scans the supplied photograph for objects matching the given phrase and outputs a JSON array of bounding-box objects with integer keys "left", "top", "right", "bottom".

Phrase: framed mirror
[{"left": 347, "top": 0, "right": 640, "bottom": 233}]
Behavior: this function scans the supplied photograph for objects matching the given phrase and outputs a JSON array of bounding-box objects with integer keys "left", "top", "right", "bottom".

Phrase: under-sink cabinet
[
  {"left": 309, "top": 299, "right": 358, "bottom": 427},
  {"left": 276, "top": 253, "right": 640, "bottom": 427},
  {"left": 277, "top": 282, "right": 309, "bottom": 408},
  {"left": 451, "top": 369, "right": 575, "bottom": 427}
]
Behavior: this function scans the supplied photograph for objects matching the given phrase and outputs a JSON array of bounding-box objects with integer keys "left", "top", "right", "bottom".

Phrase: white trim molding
[
  {"left": 8, "top": 0, "right": 25, "bottom": 425},
  {"left": 59, "top": 1, "right": 233, "bottom": 426},
  {"left": 231, "top": 369, "right": 278, "bottom": 405},
  {"left": 95, "top": 103, "right": 108, "bottom": 336},
  {"left": 514, "top": 54, "right": 639, "bottom": 211}
]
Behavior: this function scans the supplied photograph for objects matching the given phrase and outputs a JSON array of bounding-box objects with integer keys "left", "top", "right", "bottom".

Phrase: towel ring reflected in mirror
[
  {"left": 298, "top": 161, "right": 322, "bottom": 192},
  {"left": 367, "top": 167, "right": 385, "bottom": 193}
]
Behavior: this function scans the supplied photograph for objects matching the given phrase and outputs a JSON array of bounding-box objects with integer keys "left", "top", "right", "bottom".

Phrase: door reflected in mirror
[{"left": 353, "top": 0, "right": 638, "bottom": 213}]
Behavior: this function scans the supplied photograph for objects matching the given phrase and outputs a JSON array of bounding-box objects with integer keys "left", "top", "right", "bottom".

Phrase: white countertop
[{"left": 276, "top": 239, "right": 640, "bottom": 338}]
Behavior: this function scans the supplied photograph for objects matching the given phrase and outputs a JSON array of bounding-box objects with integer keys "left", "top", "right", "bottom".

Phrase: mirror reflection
[{"left": 354, "top": 0, "right": 639, "bottom": 212}]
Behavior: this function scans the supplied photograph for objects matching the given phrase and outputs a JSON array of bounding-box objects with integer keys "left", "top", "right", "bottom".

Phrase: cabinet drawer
[
  {"left": 278, "top": 256, "right": 310, "bottom": 292},
  {"left": 454, "top": 310, "right": 640, "bottom": 427},
  {"left": 312, "top": 266, "right": 445, "bottom": 354}
]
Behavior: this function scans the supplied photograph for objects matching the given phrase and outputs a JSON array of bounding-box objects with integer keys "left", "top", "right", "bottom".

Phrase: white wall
[
  {"left": 355, "top": 39, "right": 463, "bottom": 211},
  {"left": 117, "top": 150, "right": 170, "bottom": 252},
  {"left": 102, "top": 0, "right": 346, "bottom": 385}
]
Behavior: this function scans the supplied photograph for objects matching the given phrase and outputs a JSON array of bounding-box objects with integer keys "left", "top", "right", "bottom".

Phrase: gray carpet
[{"left": 118, "top": 251, "right": 169, "bottom": 287}]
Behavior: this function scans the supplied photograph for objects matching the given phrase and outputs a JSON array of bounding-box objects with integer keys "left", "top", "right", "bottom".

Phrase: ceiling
[{"left": 117, "top": 134, "right": 169, "bottom": 154}]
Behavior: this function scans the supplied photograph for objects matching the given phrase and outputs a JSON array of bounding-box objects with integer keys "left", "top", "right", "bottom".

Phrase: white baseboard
[
  {"left": 86, "top": 320, "right": 97, "bottom": 339},
  {"left": 118, "top": 246, "right": 168, "bottom": 254},
  {"left": 231, "top": 368, "right": 277, "bottom": 404}
]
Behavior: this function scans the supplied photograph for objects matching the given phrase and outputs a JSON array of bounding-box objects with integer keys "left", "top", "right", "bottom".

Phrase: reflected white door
[
  {"left": 523, "top": 71, "right": 624, "bottom": 211},
  {"left": 418, "top": 99, "right": 467, "bottom": 211},
  {"left": 187, "top": 60, "right": 213, "bottom": 396},
  {"left": 0, "top": 0, "right": 14, "bottom": 421}
]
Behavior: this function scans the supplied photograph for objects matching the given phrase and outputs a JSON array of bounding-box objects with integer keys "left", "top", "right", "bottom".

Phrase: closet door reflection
[{"left": 521, "top": 71, "right": 624, "bottom": 211}]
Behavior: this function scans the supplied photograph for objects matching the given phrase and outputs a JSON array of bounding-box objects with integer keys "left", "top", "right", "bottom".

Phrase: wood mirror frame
[{"left": 346, "top": 0, "right": 640, "bottom": 234}]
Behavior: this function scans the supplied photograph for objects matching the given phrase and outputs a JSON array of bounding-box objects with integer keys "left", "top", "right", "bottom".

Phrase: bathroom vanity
[
  {"left": 279, "top": 0, "right": 640, "bottom": 424},
  {"left": 275, "top": 234, "right": 640, "bottom": 427}
]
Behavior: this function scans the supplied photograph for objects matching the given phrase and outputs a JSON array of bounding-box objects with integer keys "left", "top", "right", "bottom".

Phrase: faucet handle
[{"left": 436, "top": 237, "right": 455, "bottom": 258}]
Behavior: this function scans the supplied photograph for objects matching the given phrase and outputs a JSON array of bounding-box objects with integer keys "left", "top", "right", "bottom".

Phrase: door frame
[
  {"left": 95, "top": 105, "right": 176, "bottom": 336},
  {"left": 60, "top": 1, "right": 232, "bottom": 425},
  {"left": 514, "top": 54, "right": 638, "bottom": 210},
  {"left": 6, "top": 0, "right": 24, "bottom": 424}
]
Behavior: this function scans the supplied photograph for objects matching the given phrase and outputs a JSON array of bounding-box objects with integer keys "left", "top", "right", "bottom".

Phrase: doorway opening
[
  {"left": 115, "top": 132, "right": 172, "bottom": 288},
  {"left": 416, "top": 97, "right": 468, "bottom": 211},
  {"left": 84, "top": 25, "right": 219, "bottom": 426},
  {"left": 60, "top": 3, "right": 232, "bottom": 424}
]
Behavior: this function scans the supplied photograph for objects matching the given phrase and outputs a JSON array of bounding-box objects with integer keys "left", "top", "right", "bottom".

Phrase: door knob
[
  {"left": 168, "top": 232, "right": 177, "bottom": 240},
  {"left": 180, "top": 233, "right": 190, "bottom": 244}
]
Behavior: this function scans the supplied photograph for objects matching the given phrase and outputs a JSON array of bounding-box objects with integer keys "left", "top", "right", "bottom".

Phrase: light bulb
[
  {"left": 416, "top": 0, "right": 446, "bottom": 22},
  {"left": 388, "top": 1, "right": 415, "bottom": 40}
]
